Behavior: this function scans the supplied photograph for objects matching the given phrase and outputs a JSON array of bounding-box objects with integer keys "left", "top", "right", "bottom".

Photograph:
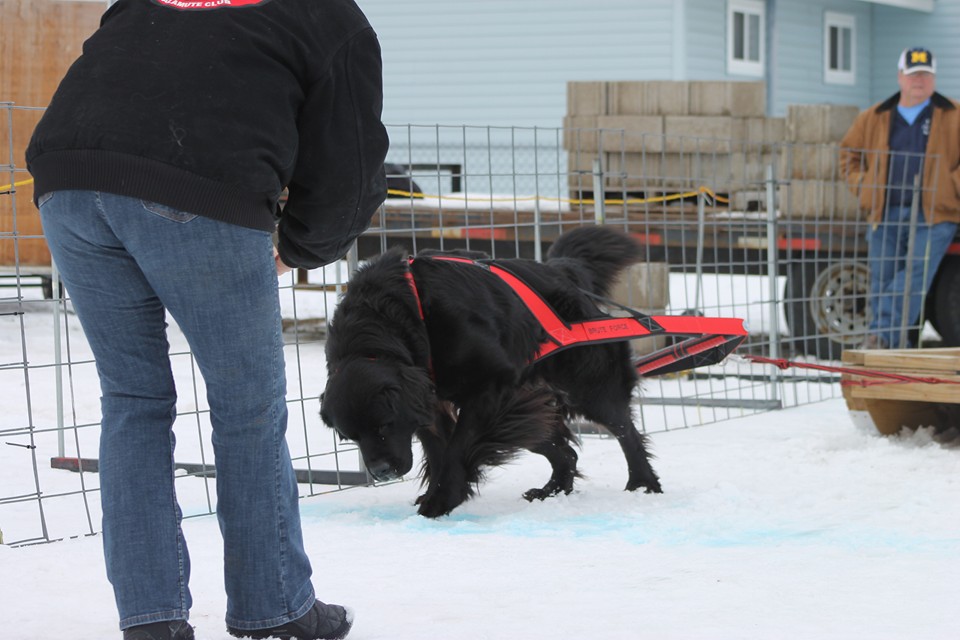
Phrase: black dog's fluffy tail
[{"left": 546, "top": 226, "right": 642, "bottom": 297}]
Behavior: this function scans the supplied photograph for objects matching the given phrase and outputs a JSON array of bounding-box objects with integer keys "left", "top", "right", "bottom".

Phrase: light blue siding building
[{"left": 358, "top": 0, "right": 954, "bottom": 127}]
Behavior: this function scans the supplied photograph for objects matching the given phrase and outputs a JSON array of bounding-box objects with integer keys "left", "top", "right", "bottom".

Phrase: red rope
[{"left": 742, "top": 354, "right": 960, "bottom": 387}]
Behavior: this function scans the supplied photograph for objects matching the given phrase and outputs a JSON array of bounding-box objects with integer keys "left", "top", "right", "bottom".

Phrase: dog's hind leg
[
  {"left": 523, "top": 439, "right": 580, "bottom": 501},
  {"left": 605, "top": 420, "right": 662, "bottom": 494},
  {"left": 548, "top": 346, "right": 663, "bottom": 494},
  {"left": 577, "top": 394, "right": 661, "bottom": 493},
  {"left": 522, "top": 410, "right": 581, "bottom": 501}
]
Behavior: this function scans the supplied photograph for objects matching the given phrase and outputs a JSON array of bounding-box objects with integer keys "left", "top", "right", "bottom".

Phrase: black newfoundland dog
[{"left": 320, "top": 226, "right": 662, "bottom": 517}]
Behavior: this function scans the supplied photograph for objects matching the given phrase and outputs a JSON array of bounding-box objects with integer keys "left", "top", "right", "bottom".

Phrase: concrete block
[
  {"left": 566, "top": 150, "right": 597, "bottom": 173},
  {"left": 566, "top": 151, "right": 600, "bottom": 192},
  {"left": 604, "top": 152, "right": 697, "bottom": 191},
  {"left": 597, "top": 115, "right": 664, "bottom": 153},
  {"left": 779, "top": 144, "right": 842, "bottom": 180},
  {"left": 676, "top": 151, "right": 772, "bottom": 192},
  {"left": 742, "top": 116, "right": 786, "bottom": 146},
  {"left": 567, "top": 81, "right": 608, "bottom": 116},
  {"left": 663, "top": 116, "right": 747, "bottom": 153},
  {"left": 610, "top": 262, "right": 671, "bottom": 357},
  {"left": 662, "top": 153, "right": 700, "bottom": 185},
  {"left": 726, "top": 150, "right": 773, "bottom": 188},
  {"left": 779, "top": 179, "right": 864, "bottom": 219},
  {"left": 786, "top": 104, "right": 861, "bottom": 143},
  {"left": 766, "top": 117, "right": 787, "bottom": 144},
  {"left": 604, "top": 152, "right": 668, "bottom": 191},
  {"left": 680, "top": 152, "right": 735, "bottom": 188},
  {"left": 609, "top": 81, "right": 690, "bottom": 116},
  {"left": 563, "top": 116, "right": 600, "bottom": 152},
  {"left": 730, "top": 189, "right": 771, "bottom": 211},
  {"left": 688, "top": 81, "right": 766, "bottom": 117}
]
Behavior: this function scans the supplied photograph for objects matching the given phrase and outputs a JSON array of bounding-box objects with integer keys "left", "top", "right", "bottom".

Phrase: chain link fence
[{"left": 3, "top": 104, "right": 958, "bottom": 546}]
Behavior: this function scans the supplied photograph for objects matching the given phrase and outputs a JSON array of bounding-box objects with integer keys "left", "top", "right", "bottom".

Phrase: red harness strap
[
  {"left": 404, "top": 268, "right": 425, "bottom": 320},
  {"left": 406, "top": 256, "right": 748, "bottom": 376}
]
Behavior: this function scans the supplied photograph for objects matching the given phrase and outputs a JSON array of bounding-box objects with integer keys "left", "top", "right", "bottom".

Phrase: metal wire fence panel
[{"left": 2, "top": 105, "right": 958, "bottom": 545}]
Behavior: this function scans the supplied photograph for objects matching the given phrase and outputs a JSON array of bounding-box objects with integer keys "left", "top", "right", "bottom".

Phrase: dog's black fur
[{"left": 320, "top": 226, "right": 662, "bottom": 517}]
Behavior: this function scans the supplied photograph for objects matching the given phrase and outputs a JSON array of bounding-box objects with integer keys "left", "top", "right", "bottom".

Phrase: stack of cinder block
[
  {"left": 564, "top": 81, "right": 784, "bottom": 201},
  {"left": 778, "top": 104, "right": 863, "bottom": 218}
]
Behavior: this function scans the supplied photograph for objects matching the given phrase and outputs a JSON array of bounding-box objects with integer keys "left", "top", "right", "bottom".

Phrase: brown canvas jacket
[{"left": 839, "top": 91, "right": 960, "bottom": 225}]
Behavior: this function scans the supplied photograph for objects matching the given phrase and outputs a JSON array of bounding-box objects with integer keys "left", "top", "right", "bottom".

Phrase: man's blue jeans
[
  {"left": 39, "top": 191, "right": 316, "bottom": 631},
  {"left": 867, "top": 205, "right": 957, "bottom": 348}
]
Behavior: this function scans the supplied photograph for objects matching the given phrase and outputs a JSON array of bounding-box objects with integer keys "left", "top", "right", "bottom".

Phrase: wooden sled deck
[{"left": 841, "top": 347, "right": 960, "bottom": 435}]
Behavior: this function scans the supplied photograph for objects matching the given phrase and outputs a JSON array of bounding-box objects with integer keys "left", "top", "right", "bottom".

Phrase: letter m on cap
[{"left": 911, "top": 51, "right": 929, "bottom": 64}]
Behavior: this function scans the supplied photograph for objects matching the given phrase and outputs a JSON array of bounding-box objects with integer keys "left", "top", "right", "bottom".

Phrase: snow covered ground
[
  {"left": 3, "top": 399, "right": 958, "bottom": 640},
  {"left": 2, "top": 273, "right": 958, "bottom": 640}
]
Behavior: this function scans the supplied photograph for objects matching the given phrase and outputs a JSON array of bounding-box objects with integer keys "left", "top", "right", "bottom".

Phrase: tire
[
  {"left": 784, "top": 260, "right": 870, "bottom": 360},
  {"left": 929, "top": 256, "right": 960, "bottom": 346}
]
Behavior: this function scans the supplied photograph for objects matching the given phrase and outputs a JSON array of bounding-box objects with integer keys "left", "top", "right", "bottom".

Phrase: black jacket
[{"left": 27, "top": 0, "right": 388, "bottom": 269}]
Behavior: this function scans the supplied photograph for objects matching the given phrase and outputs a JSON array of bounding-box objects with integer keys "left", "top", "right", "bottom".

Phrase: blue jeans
[
  {"left": 867, "top": 205, "right": 958, "bottom": 348},
  {"left": 39, "top": 191, "right": 316, "bottom": 631}
]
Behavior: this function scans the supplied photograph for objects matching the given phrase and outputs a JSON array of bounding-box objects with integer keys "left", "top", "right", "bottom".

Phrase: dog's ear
[
  {"left": 318, "top": 390, "right": 332, "bottom": 427},
  {"left": 396, "top": 364, "right": 436, "bottom": 425}
]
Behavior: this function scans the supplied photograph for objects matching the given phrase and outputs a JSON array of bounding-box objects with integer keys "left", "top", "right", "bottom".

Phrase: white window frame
[
  {"left": 824, "top": 12, "right": 856, "bottom": 85},
  {"left": 727, "top": 0, "right": 765, "bottom": 77}
]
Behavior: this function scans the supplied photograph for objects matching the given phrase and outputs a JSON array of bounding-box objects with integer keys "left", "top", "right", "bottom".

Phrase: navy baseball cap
[{"left": 898, "top": 47, "right": 936, "bottom": 75}]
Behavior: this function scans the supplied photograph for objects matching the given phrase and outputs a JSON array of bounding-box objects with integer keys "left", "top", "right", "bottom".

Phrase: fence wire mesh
[{"left": 2, "top": 104, "right": 957, "bottom": 546}]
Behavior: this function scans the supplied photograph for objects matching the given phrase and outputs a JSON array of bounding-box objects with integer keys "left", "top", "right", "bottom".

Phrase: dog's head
[{"left": 320, "top": 358, "right": 435, "bottom": 482}]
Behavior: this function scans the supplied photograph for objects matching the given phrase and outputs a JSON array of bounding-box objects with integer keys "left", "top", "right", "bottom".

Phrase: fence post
[
  {"left": 692, "top": 189, "right": 706, "bottom": 313},
  {"left": 592, "top": 157, "right": 605, "bottom": 224},
  {"left": 344, "top": 242, "right": 366, "bottom": 476},
  {"left": 899, "top": 173, "right": 922, "bottom": 349},
  {"left": 533, "top": 199, "right": 543, "bottom": 263},
  {"left": 764, "top": 164, "right": 782, "bottom": 406},
  {"left": 533, "top": 127, "right": 543, "bottom": 263},
  {"left": 51, "top": 261, "right": 66, "bottom": 458}
]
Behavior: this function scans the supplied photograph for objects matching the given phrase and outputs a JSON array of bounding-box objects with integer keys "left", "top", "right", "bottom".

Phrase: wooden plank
[
  {"left": 841, "top": 349, "right": 867, "bottom": 366},
  {"left": 844, "top": 378, "right": 960, "bottom": 404},
  {"left": 842, "top": 348, "right": 960, "bottom": 373},
  {"left": 859, "top": 350, "right": 960, "bottom": 374},
  {"left": 845, "top": 347, "right": 960, "bottom": 357}
]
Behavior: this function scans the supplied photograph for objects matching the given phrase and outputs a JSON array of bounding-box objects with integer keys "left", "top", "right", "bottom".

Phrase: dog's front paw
[
  {"left": 416, "top": 485, "right": 469, "bottom": 518},
  {"left": 416, "top": 494, "right": 454, "bottom": 518},
  {"left": 625, "top": 477, "right": 663, "bottom": 494},
  {"left": 522, "top": 481, "right": 572, "bottom": 502},
  {"left": 522, "top": 488, "right": 549, "bottom": 502}
]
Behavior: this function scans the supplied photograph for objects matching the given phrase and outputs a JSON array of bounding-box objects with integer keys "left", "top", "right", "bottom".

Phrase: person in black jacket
[{"left": 27, "top": 1, "right": 388, "bottom": 639}]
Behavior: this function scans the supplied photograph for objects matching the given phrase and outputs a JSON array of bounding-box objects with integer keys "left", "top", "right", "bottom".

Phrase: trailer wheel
[
  {"left": 784, "top": 260, "right": 870, "bottom": 360},
  {"left": 929, "top": 256, "right": 960, "bottom": 346}
]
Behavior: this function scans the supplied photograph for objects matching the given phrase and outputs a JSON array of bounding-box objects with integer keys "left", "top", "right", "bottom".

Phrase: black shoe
[
  {"left": 226, "top": 601, "right": 354, "bottom": 640},
  {"left": 123, "top": 620, "right": 195, "bottom": 640}
]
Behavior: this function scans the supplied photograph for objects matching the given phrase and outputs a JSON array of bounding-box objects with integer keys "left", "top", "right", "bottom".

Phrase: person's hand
[{"left": 274, "top": 248, "right": 293, "bottom": 277}]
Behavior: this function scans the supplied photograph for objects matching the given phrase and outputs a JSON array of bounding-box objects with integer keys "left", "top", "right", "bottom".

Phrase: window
[
  {"left": 728, "top": 0, "right": 765, "bottom": 77},
  {"left": 824, "top": 12, "right": 855, "bottom": 85}
]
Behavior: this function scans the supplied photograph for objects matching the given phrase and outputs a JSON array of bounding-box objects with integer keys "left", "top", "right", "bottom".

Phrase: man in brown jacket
[{"left": 839, "top": 47, "right": 960, "bottom": 349}]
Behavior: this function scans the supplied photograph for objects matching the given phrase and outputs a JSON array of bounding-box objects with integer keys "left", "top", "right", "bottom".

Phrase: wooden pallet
[{"left": 841, "top": 347, "right": 960, "bottom": 435}]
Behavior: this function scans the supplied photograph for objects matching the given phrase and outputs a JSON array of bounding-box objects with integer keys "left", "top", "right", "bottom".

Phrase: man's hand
[{"left": 274, "top": 248, "right": 293, "bottom": 277}]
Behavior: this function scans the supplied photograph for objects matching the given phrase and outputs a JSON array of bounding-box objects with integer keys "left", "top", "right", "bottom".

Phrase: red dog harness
[{"left": 406, "top": 256, "right": 748, "bottom": 377}]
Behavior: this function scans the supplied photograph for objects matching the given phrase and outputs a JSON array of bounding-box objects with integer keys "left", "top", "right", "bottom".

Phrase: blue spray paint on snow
[{"left": 299, "top": 499, "right": 959, "bottom": 553}]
